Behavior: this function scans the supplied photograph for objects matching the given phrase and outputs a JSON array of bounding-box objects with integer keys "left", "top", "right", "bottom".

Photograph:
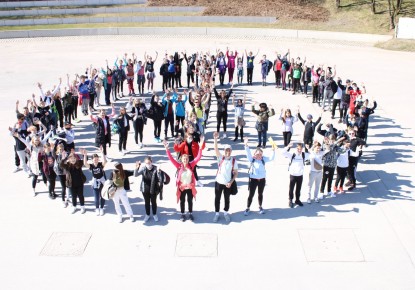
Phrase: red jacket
[{"left": 174, "top": 140, "right": 205, "bottom": 159}]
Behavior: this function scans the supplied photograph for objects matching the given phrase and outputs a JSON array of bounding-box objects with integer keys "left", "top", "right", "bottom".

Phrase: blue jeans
[
  {"left": 257, "top": 122, "right": 268, "bottom": 145},
  {"left": 93, "top": 187, "right": 105, "bottom": 209}
]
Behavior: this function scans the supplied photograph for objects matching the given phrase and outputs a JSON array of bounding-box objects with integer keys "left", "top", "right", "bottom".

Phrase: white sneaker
[
  {"left": 95, "top": 209, "right": 100, "bottom": 216},
  {"left": 81, "top": 207, "right": 86, "bottom": 214},
  {"left": 129, "top": 215, "right": 135, "bottom": 222},
  {"left": 224, "top": 213, "right": 231, "bottom": 222},
  {"left": 123, "top": 149, "right": 129, "bottom": 154},
  {"left": 314, "top": 198, "right": 320, "bottom": 203},
  {"left": 213, "top": 213, "right": 220, "bottom": 223},
  {"left": 223, "top": 133, "right": 227, "bottom": 138},
  {"left": 118, "top": 216, "right": 123, "bottom": 223},
  {"left": 307, "top": 198, "right": 311, "bottom": 204},
  {"left": 71, "top": 207, "right": 77, "bottom": 214},
  {"left": 196, "top": 180, "right": 204, "bottom": 187},
  {"left": 153, "top": 215, "right": 159, "bottom": 222},
  {"left": 330, "top": 191, "right": 337, "bottom": 198},
  {"left": 119, "top": 150, "right": 125, "bottom": 156},
  {"left": 13, "top": 167, "right": 21, "bottom": 173},
  {"left": 33, "top": 188, "right": 37, "bottom": 197},
  {"left": 143, "top": 215, "right": 150, "bottom": 223},
  {"left": 139, "top": 143, "right": 144, "bottom": 149},
  {"left": 100, "top": 208, "right": 105, "bottom": 216}
]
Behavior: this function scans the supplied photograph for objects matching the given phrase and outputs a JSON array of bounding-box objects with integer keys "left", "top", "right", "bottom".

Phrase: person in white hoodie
[
  {"left": 307, "top": 141, "right": 324, "bottom": 204},
  {"left": 282, "top": 143, "right": 309, "bottom": 208}
]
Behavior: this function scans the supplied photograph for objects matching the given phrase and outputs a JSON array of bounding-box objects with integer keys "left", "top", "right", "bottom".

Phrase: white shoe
[
  {"left": 123, "top": 149, "right": 129, "bottom": 154},
  {"left": 224, "top": 213, "right": 231, "bottom": 222},
  {"left": 129, "top": 215, "right": 135, "bottom": 222},
  {"left": 63, "top": 200, "right": 68, "bottom": 208},
  {"left": 95, "top": 209, "right": 100, "bottom": 216},
  {"left": 13, "top": 167, "right": 21, "bottom": 173},
  {"left": 213, "top": 213, "right": 220, "bottom": 223},
  {"left": 307, "top": 198, "right": 311, "bottom": 204},
  {"left": 81, "top": 207, "right": 86, "bottom": 214},
  {"left": 314, "top": 198, "right": 320, "bottom": 203},
  {"left": 71, "top": 207, "right": 77, "bottom": 214},
  {"left": 153, "top": 215, "right": 159, "bottom": 222},
  {"left": 119, "top": 150, "right": 125, "bottom": 156},
  {"left": 100, "top": 208, "right": 105, "bottom": 216},
  {"left": 330, "top": 191, "right": 336, "bottom": 198},
  {"left": 196, "top": 180, "right": 204, "bottom": 187},
  {"left": 223, "top": 133, "right": 227, "bottom": 138},
  {"left": 143, "top": 215, "right": 150, "bottom": 223},
  {"left": 139, "top": 143, "right": 144, "bottom": 149},
  {"left": 33, "top": 188, "right": 37, "bottom": 197},
  {"left": 118, "top": 216, "right": 123, "bottom": 223}
]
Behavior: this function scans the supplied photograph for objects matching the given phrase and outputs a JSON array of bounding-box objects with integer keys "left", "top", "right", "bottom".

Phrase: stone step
[
  {"left": 0, "top": 6, "right": 205, "bottom": 17},
  {"left": 0, "top": 15, "right": 277, "bottom": 26},
  {"left": 0, "top": 0, "right": 147, "bottom": 9}
]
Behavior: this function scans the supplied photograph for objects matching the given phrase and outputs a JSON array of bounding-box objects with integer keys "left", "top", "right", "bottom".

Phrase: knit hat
[{"left": 307, "top": 114, "right": 313, "bottom": 120}]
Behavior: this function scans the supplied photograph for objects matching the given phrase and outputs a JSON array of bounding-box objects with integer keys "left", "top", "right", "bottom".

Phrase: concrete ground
[{"left": 0, "top": 35, "right": 414, "bottom": 290}]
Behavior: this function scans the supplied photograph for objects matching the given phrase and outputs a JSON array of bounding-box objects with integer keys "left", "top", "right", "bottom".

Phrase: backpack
[
  {"left": 330, "top": 80, "right": 338, "bottom": 93},
  {"left": 248, "top": 158, "right": 265, "bottom": 174},
  {"left": 111, "top": 122, "right": 120, "bottom": 134},
  {"left": 288, "top": 152, "right": 305, "bottom": 171},
  {"left": 267, "top": 60, "right": 272, "bottom": 74},
  {"left": 101, "top": 179, "right": 117, "bottom": 200}
]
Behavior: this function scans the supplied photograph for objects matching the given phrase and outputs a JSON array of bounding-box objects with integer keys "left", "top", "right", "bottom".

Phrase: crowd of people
[{"left": 9, "top": 47, "right": 377, "bottom": 223}]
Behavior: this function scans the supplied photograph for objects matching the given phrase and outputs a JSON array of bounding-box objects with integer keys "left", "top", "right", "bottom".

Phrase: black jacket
[
  {"left": 95, "top": 116, "right": 111, "bottom": 147},
  {"left": 298, "top": 113, "right": 321, "bottom": 141},
  {"left": 114, "top": 113, "right": 133, "bottom": 132}
]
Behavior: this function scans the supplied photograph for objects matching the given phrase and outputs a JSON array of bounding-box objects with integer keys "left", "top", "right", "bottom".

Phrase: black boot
[
  {"left": 233, "top": 127, "right": 238, "bottom": 142},
  {"left": 240, "top": 127, "right": 244, "bottom": 142}
]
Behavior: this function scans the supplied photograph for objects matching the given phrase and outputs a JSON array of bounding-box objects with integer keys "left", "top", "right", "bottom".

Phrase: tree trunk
[
  {"left": 371, "top": 0, "right": 376, "bottom": 14},
  {"left": 387, "top": 0, "right": 395, "bottom": 29},
  {"left": 336, "top": 0, "right": 341, "bottom": 9}
]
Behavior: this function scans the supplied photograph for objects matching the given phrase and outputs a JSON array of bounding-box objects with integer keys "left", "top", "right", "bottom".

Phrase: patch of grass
[{"left": 375, "top": 38, "right": 415, "bottom": 51}]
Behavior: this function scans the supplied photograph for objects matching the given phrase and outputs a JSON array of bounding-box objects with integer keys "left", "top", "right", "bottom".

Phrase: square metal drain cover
[
  {"left": 299, "top": 229, "right": 364, "bottom": 262},
  {"left": 175, "top": 233, "right": 218, "bottom": 257},
  {"left": 40, "top": 232, "right": 92, "bottom": 257}
]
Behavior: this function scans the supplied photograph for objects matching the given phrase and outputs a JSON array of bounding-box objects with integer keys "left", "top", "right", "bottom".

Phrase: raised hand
[{"left": 135, "top": 160, "right": 141, "bottom": 169}]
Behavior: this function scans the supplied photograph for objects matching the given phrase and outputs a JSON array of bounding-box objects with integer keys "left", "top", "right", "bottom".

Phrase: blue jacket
[
  {"left": 171, "top": 94, "right": 188, "bottom": 117},
  {"left": 162, "top": 92, "right": 177, "bottom": 117}
]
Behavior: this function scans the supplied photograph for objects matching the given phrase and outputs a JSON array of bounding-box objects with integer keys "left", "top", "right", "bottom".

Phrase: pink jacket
[{"left": 166, "top": 147, "right": 203, "bottom": 202}]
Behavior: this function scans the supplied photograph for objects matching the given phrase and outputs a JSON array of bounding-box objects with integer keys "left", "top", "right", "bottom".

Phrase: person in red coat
[{"left": 173, "top": 132, "right": 206, "bottom": 187}]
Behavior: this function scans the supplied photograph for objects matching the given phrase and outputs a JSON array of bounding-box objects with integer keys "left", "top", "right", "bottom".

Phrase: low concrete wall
[
  {"left": 0, "top": 15, "right": 277, "bottom": 26},
  {"left": 0, "top": 0, "right": 147, "bottom": 8},
  {"left": 0, "top": 6, "right": 205, "bottom": 17},
  {"left": 0, "top": 27, "right": 392, "bottom": 44},
  {"left": 397, "top": 17, "right": 415, "bottom": 40}
]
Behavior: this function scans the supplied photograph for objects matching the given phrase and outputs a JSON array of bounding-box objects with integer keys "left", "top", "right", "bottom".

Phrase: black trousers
[
  {"left": 104, "top": 86, "right": 111, "bottom": 105},
  {"left": 320, "top": 166, "right": 335, "bottom": 193},
  {"left": 153, "top": 120, "right": 162, "bottom": 138},
  {"left": 142, "top": 191, "right": 157, "bottom": 215},
  {"left": 234, "top": 126, "right": 244, "bottom": 140},
  {"left": 133, "top": 118, "right": 144, "bottom": 144},
  {"left": 164, "top": 114, "right": 174, "bottom": 137},
  {"left": 216, "top": 112, "right": 228, "bottom": 133},
  {"left": 283, "top": 131, "right": 292, "bottom": 147},
  {"left": 187, "top": 73, "right": 194, "bottom": 88},
  {"left": 348, "top": 156, "right": 359, "bottom": 185},
  {"left": 162, "top": 75, "right": 169, "bottom": 91},
  {"left": 293, "top": 78, "right": 301, "bottom": 93},
  {"left": 46, "top": 171, "right": 57, "bottom": 195},
  {"left": 14, "top": 145, "right": 20, "bottom": 167},
  {"left": 214, "top": 182, "right": 231, "bottom": 212},
  {"left": 175, "top": 72, "right": 182, "bottom": 87},
  {"left": 69, "top": 186, "right": 84, "bottom": 207},
  {"left": 247, "top": 68, "right": 253, "bottom": 84},
  {"left": 335, "top": 166, "right": 348, "bottom": 188},
  {"left": 312, "top": 84, "right": 319, "bottom": 102},
  {"left": 331, "top": 99, "right": 341, "bottom": 118},
  {"left": 247, "top": 178, "right": 266, "bottom": 208},
  {"left": 180, "top": 189, "right": 193, "bottom": 213},
  {"left": 59, "top": 174, "right": 67, "bottom": 201},
  {"left": 219, "top": 73, "right": 225, "bottom": 85},
  {"left": 168, "top": 72, "right": 175, "bottom": 88},
  {"left": 288, "top": 175, "right": 303, "bottom": 201},
  {"left": 118, "top": 130, "right": 128, "bottom": 151}
]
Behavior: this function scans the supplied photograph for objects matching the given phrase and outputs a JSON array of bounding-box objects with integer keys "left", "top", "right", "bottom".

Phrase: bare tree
[
  {"left": 387, "top": 0, "right": 404, "bottom": 29},
  {"left": 371, "top": 0, "right": 376, "bottom": 14}
]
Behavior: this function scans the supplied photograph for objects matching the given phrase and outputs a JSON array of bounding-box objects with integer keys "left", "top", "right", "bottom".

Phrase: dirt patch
[{"left": 148, "top": 0, "right": 330, "bottom": 22}]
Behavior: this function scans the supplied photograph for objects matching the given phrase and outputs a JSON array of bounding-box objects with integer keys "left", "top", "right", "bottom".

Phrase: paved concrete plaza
[{"left": 0, "top": 34, "right": 414, "bottom": 290}]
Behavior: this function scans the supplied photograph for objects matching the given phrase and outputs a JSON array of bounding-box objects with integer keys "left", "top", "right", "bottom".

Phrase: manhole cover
[
  {"left": 40, "top": 232, "right": 92, "bottom": 257},
  {"left": 175, "top": 233, "right": 217, "bottom": 257},
  {"left": 298, "top": 229, "right": 364, "bottom": 262}
]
